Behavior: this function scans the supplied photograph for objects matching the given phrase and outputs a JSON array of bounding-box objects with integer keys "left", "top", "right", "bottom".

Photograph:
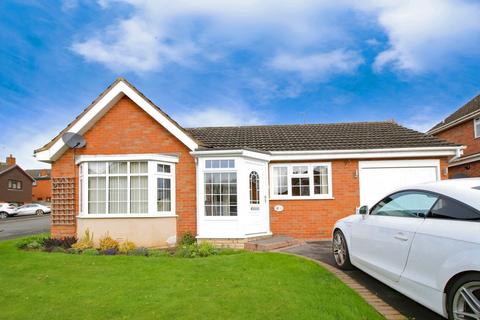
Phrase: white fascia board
[
  {"left": 35, "top": 80, "right": 198, "bottom": 163},
  {"left": 428, "top": 110, "right": 480, "bottom": 135},
  {"left": 190, "top": 146, "right": 461, "bottom": 162},
  {"left": 75, "top": 153, "right": 179, "bottom": 165},
  {"left": 269, "top": 146, "right": 462, "bottom": 161},
  {"left": 190, "top": 149, "right": 270, "bottom": 161},
  {"left": 449, "top": 153, "right": 480, "bottom": 167}
]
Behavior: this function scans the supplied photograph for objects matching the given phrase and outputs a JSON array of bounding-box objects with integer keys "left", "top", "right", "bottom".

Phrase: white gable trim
[{"left": 35, "top": 80, "right": 198, "bottom": 162}]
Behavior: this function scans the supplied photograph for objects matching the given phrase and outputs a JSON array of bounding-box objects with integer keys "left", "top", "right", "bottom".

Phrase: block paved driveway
[{"left": 281, "top": 241, "right": 444, "bottom": 320}]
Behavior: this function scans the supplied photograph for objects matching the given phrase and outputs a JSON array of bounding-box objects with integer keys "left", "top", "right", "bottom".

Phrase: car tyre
[
  {"left": 447, "top": 273, "right": 480, "bottom": 320},
  {"left": 36, "top": 209, "right": 44, "bottom": 216},
  {"left": 0, "top": 212, "right": 7, "bottom": 219},
  {"left": 332, "top": 229, "right": 353, "bottom": 270}
]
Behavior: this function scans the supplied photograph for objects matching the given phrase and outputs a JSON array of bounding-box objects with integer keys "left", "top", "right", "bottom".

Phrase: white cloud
[
  {"left": 356, "top": 0, "right": 480, "bottom": 72},
  {"left": 174, "top": 101, "right": 265, "bottom": 127},
  {"left": 269, "top": 50, "right": 363, "bottom": 80},
  {"left": 71, "top": 0, "right": 480, "bottom": 75}
]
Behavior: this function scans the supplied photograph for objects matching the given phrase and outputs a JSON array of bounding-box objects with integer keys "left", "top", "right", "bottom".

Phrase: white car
[
  {"left": 15, "top": 203, "right": 51, "bottom": 216},
  {"left": 333, "top": 178, "right": 480, "bottom": 320},
  {"left": 0, "top": 203, "right": 17, "bottom": 219}
]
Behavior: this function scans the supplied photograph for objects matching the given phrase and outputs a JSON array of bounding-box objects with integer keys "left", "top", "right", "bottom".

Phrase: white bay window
[
  {"left": 78, "top": 156, "right": 176, "bottom": 217},
  {"left": 270, "top": 163, "right": 332, "bottom": 200}
]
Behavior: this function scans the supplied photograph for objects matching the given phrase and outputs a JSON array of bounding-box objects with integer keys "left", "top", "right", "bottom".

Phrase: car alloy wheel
[
  {"left": 452, "top": 281, "right": 480, "bottom": 320},
  {"left": 36, "top": 210, "right": 44, "bottom": 216},
  {"left": 333, "top": 232, "right": 347, "bottom": 266},
  {"left": 0, "top": 212, "right": 7, "bottom": 219}
]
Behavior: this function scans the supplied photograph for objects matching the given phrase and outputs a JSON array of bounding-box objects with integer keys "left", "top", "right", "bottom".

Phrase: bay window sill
[
  {"left": 77, "top": 214, "right": 178, "bottom": 219},
  {"left": 269, "top": 196, "right": 335, "bottom": 201}
]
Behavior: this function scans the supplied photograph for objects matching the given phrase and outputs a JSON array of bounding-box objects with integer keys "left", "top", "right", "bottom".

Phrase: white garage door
[{"left": 359, "top": 160, "right": 440, "bottom": 207}]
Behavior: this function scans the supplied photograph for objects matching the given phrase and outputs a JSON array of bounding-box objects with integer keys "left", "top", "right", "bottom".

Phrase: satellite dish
[{"left": 62, "top": 132, "right": 86, "bottom": 149}]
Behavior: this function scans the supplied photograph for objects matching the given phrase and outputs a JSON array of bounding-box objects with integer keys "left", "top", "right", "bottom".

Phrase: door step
[{"left": 244, "top": 235, "right": 300, "bottom": 251}]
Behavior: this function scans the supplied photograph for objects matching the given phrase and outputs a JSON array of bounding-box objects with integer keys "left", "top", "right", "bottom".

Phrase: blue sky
[{"left": 1, "top": 0, "right": 480, "bottom": 168}]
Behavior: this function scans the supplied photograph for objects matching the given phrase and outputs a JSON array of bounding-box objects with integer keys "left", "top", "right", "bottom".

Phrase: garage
[{"left": 359, "top": 160, "right": 441, "bottom": 206}]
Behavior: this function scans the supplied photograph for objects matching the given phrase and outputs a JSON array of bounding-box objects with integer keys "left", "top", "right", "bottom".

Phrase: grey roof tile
[{"left": 187, "top": 121, "right": 457, "bottom": 152}]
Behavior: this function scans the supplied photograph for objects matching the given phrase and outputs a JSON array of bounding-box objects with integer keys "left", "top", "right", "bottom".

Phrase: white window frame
[
  {"left": 203, "top": 158, "right": 238, "bottom": 218},
  {"left": 475, "top": 118, "right": 480, "bottom": 139},
  {"left": 269, "top": 162, "right": 333, "bottom": 200},
  {"left": 78, "top": 157, "right": 176, "bottom": 218}
]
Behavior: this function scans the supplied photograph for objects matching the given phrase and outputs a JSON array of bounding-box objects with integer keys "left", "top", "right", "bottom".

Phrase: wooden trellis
[{"left": 51, "top": 177, "right": 76, "bottom": 225}]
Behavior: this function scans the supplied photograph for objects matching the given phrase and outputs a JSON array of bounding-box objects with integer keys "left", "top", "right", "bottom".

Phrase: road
[{"left": 0, "top": 215, "right": 50, "bottom": 240}]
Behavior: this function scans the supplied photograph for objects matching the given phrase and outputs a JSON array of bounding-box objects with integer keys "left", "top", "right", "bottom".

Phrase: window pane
[
  {"left": 130, "top": 161, "right": 148, "bottom": 174},
  {"left": 109, "top": 162, "right": 127, "bottom": 174},
  {"left": 476, "top": 118, "right": 480, "bottom": 138},
  {"left": 88, "top": 162, "right": 106, "bottom": 174},
  {"left": 371, "top": 191, "right": 438, "bottom": 218},
  {"left": 157, "top": 178, "right": 171, "bottom": 212},
  {"left": 293, "top": 166, "right": 308, "bottom": 174},
  {"left": 313, "top": 165, "right": 329, "bottom": 195},
  {"left": 130, "top": 176, "right": 148, "bottom": 213},
  {"left": 157, "top": 164, "right": 171, "bottom": 173},
  {"left": 249, "top": 171, "right": 260, "bottom": 205},
  {"left": 429, "top": 197, "right": 480, "bottom": 220},
  {"left": 273, "top": 167, "right": 288, "bottom": 195},
  {"left": 204, "top": 172, "right": 237, "bottom": 216},
  {"left": 108, "top": 176, "right": 128, "bottom": 214},
  {"left": 88, "top": 176, "right": 106, "bottom": 214},
  {"left": 291, "top": 177, "right": 310, "bottom": 196}
]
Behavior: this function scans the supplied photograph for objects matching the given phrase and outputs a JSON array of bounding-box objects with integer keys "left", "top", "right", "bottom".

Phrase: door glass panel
[
  {"left": 371, "top": 191, "right": 438, "bottom": 218},
  {"left": 249, "top": 171, "right": 260, "bottom": 205}
]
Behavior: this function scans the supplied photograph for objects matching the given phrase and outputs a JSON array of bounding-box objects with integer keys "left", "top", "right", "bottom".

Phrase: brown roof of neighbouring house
[
  {"left": 26, "top": 169, "right": 51, "bottom": 180},
  {"left": 0, "top": 164, "right": 35, "bottom": 181},
  {"left": 187, "top": 121, "right": 458, "bottom": 152},
  {"left": 429, "top": 94, "right": 480, "bottom": 133}
]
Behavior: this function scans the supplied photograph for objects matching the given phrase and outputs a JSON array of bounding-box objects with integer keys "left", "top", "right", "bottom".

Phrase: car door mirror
[{"left": 357, "top": 205, "right": 369, "bottom": 215}]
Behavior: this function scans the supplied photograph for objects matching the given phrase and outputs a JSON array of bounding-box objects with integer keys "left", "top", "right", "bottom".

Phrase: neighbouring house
[
  {"left": 26, "top": 169, "right": 52, "bottom": 202},
  {"left": 34, "top": 78, "right": 462, "bottom": 247},
  {"left": 428, "top": 95, "right": 480, "bottom": 178},
  {"left": 0, "top": 155, "right": 34, "bottom": 204}
]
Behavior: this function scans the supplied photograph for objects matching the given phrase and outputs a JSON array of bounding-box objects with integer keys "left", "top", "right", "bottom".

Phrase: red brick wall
[
  {"left": 51, "top": 96, "right": 197, "bottom": 238},
  {"left": 32, "top": 179, "right": 52, "bottom": 201},
  {"left": 269, "top": 157, "right": 449, "bottom": 240},
  {"left": 435, "top": 120, "right": 480, "bottom": 157},
  {"left": 448, "top": 160, "right": 480, "bottom": 178}
]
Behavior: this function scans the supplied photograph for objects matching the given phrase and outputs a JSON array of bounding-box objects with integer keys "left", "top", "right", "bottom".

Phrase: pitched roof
[
  {"left": 429, "top": 94, "right": 480, "bottom": 133},
  {"left": 0, "top": 164, "right": 35, "bottom": 182},
  {"left": 26, "top": 169, "right": 51, "bottom": 180},
  {"left": 35, "top": 77, "right": 202, "bottom": 154},
  {"left": 187, "top": 121, "right": 458, "bottom": 152}
]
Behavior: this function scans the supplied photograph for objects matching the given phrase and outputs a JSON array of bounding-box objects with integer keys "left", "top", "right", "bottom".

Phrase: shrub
[
  {"left": 118, "top": 240, "right": 136, "bottom": 254},
  {"left": 72, "top": 229, "right": 94, "bottom": 251},
  {"left": 16, "top": 235, "right": 48, "bottom": 249},
  {"left": 178, "top": 231, "right": 196, "bottom": 246},
  {"left": 83, "top": 248, "right": 99, "bottom": 256},
  {"left": 197, "top": 242, "right": 218, "bottom": 257},
  {"left": 42, "top": 236, "right": 77, "bottom": 251},
  {"left": 175, "top": 244, "right": 198, "bottom": 258},
  {"left": 26, "top": 241, "right": 43, "bottom": 250},
  {"left": 128, "top": 247, "right": 149, "bottom": 256},
  {"left": 100, "top": 248, "right": 118, "bottom": 255},
  {"left": 98, "top": 234, "right": 119, "bottom": 251}
]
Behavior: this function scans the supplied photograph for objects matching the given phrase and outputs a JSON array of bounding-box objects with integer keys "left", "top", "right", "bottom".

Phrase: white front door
[{"left": 245, "top": 161, "right": 269, "bottom": 235}]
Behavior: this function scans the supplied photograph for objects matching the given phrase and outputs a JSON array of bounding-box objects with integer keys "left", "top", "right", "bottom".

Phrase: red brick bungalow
[
  {"left": 428, "top": 94, "right": 480, "bottom": 178},
  {"left": 34, "top": 78, "right": 461, "bottom": 247}
]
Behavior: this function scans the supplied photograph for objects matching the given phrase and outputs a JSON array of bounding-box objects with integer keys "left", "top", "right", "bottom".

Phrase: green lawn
[{"left": 0, "top": 237, "right": 383, "bottom": 320}]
